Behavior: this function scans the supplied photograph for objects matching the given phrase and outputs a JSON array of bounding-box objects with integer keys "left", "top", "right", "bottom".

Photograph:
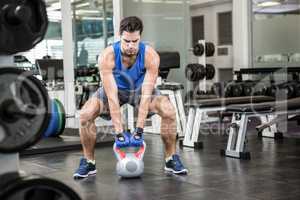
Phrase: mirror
[{"left": 252, "top": 0, "right": 300, "bottom": 67}]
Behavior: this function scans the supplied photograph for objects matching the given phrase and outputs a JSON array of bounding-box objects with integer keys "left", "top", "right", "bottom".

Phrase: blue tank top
[{"left": 112, "top": 41, "right": 146, "bottom": 90}]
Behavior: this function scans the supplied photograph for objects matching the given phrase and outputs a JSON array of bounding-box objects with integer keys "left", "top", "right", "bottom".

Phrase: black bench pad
[{"left": 186, "top": 96, "right": 274, "bottom": 108}]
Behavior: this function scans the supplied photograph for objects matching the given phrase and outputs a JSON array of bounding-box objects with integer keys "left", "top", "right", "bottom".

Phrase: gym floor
[{"left": 21, "top": 122, "right": 300, "bottom": 200}]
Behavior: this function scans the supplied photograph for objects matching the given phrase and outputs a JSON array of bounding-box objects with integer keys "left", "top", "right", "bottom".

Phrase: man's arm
[
  {"left": 98, "top": 47, "right": 123, "bottom": 133},
  {"left": 136, "top": 46, "right": 160, "bottom": 128}
]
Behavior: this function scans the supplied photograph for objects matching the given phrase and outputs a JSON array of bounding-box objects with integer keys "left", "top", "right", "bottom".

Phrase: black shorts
[{"left": 92, "top": 86, "right": 161, "bottom": 120}]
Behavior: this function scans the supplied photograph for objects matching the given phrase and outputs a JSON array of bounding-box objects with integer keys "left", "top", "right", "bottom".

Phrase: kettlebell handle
[{"left": 113, "top": 142, "right": 146, "bottom": 161}]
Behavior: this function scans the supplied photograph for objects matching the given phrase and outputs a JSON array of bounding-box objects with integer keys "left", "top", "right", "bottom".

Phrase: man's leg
[
  {"left": 149, "top": 95, "right": 188, "bottom": 174},
  {"left": 149, "top": 95, "right": 177, "bottom": 158},
  {"left": 74, "top": 88, "right": 109, "bottom": 179},
  {"left": 79, "top": 97, "right": 106, "bottom": 161}
]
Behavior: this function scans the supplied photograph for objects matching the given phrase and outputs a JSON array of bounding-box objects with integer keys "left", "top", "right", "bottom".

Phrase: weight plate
[
  {"left": 0, "top": 0, "right": 48, "bottom": 54},
  {"left": 0, "top": 174, "right": 81, "bottom": 200},
  {"left": 54, "top": 99, "right": 65, "bottom": 136},
  {"left": 0, "top": 68, "right": 50, "bottom": 153},
  {"left": 44, "top": 99, "right": 59, "bottom": 137}
]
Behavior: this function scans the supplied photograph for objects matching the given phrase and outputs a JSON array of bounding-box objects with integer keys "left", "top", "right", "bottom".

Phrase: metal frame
[
  {"left": 182, "top": 106, "right": 226, "bottom": 147},
  {"left": 224, "top": 113, "right": 248, "bottom": 158},
  {"left": 224, "top": 109, "right": 300, "bottom": 159}
]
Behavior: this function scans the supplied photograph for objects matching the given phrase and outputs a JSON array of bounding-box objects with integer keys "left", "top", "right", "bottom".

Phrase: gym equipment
[
  {"left": 0, "top": 0, "right": 48, "bottom": 55},
  {"left": 192, "top": 42, "right": 215, "bottom": 57},
  {"left": 0, "top": 2, "right": 81, "bottom": 199},
  {"left": 0, "top": 68, "right": 50, "bottom": 153},
  {"left": 113, "top": 134, "right": 146, "bottom": 178},
  {"left": 185, "top": 63, "right": 206, "bottom": 82},
  {"left": 54, "top": 98, "right": 66, "bottom": 136},
  {"left": 75, "top": 67, "right": 99, "bottom": 77},
  {"left": 43, "top": 98, "right": 66, "bottom": 137},
  {"left": 230, "top": 82, "right": 244, "bottom": 97},
  {"left": 210, "top": 82, "right": 227, "bottom": 97},
  {"left": 242, "top": 81, "right": 255, "bottom": 96},
  {"left": 43, "top": 99, "right": 60, "bottom": 137},
  {"left": 205, "top": 42, "right": 215, "bottom": 57},
  {"left": 294, "top": 82, "right": 300, "bottom": 97},
  {"left": 205, "top": 64, "right": 215, "bottom": 80},
  {"left": 192, "top": 43, "right": 204, "bottom": 56},
  {"left": 224, "top": 82, "right": 233, "bottom": 97},
  {"left": 181, "top": 96, "right": 274, "bottom": 148},
  {"left": 0, "top": 173, "right": 81, "bottom": 200},
  {"left": 253, "top": 82, "right": 268, "bottom": 96},
  {"left": 223, "top": 96, "right": 300, "bottom": 159},
  {"left": 278, "top": 81, "right": 296, "bottom": 99}
]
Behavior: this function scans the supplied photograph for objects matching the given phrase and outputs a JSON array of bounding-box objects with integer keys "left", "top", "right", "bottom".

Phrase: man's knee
[
  {"left": 79, "top": 100, "right": 100, "bottom": 126},
  {"left": 159, "top": 96, "right": 176, "bottom": 120}
]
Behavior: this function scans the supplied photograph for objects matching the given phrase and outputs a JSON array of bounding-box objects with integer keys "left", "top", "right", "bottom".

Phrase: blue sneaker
[
  {"left": 164, "top": 154, "right": 188, "bottom": 175},
  {"left": 73, "top": 158, "right": 97, "bottom": 179}
]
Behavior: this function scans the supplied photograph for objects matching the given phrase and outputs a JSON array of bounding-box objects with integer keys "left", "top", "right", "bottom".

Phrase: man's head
[{"left": 119, "top": 16, "right": 143, "bottom": 57}]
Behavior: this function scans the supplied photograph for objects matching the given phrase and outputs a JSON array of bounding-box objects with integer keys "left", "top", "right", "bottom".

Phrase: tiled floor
[{"left": 19, "top": 128, "right": 300, "bottom": 200}]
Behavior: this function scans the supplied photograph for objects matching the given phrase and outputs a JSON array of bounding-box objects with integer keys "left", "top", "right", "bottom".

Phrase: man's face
[{"left": 120, "top": 31, "right": 141, "bottom": 57}]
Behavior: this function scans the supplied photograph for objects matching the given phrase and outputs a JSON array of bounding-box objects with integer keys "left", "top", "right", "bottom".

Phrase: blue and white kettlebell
[{"left": 113, "top": 141, "right": 146, "bottom": 178}]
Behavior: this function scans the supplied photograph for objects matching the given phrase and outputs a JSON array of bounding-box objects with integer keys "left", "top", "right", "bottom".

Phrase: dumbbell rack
[
  {"left": 197, "top": 40, "right": 207, "bottom": 92},
  {"left": 233, "top": 67, "right": 300, "bottom": 139},
  {"left": 234, "top": 67, "right": 300, "bottom": 82},
  {"left": 0, "top": 55, "right": 20, "bottom": 176}
]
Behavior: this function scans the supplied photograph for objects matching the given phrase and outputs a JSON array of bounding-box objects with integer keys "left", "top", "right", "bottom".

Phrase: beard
[{"left": 121, "top": 50, "right": 137, "bottom": 57}]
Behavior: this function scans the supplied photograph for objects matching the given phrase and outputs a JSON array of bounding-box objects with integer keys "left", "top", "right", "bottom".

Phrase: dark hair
[{"left": 119, "top": 16, "right": 143, "bottom": 35}]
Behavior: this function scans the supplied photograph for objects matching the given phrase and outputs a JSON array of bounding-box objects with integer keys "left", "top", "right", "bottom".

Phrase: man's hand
[
  {"left": 130, "top": 127, "right": 144, "bottom": 147},
  {"left": 114, "top": 131, "right": 131, "bottom": 148}
]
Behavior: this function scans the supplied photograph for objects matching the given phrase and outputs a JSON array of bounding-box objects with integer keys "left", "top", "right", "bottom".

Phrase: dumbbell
[
  {"left": 192, "top": 42, "right": 215, "bottom": 57},
  {"left": 253, "top": 82, "right": 268, "bottom": 96},
  {"left": 230, "top": 82, "right": 244, "bottom": 97},
  {"left": 185, "top": 63, "right": 206, "bottom": 81},
  {"left": 242, "top": 80, "right": 256, "bottom": 96},
  {"left": 278, "top": 81, "right": 296, "bottom": 99},
  {"left": 205, "top": 64, "right": 215, "bottom": 80}
]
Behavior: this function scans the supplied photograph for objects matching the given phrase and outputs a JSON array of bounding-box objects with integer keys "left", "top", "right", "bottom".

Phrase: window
[
  {"left": 218, "top": 11, "right": 232, "bottom": 45},
  {"left": 191, "top": 15, "right": 204, "bottom": 46}
]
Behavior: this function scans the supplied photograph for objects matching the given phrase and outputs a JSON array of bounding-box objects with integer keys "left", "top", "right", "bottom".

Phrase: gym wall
[
  {"left": 121, "top": 0, "right": 190, "bottom": 92},
  {"left": 189, "top": 0, "right": 233, "bottom": 83}
]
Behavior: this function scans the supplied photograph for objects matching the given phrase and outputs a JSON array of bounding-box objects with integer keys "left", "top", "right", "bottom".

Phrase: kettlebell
[{"left": 113, "top": 141, "right": 146, "bottom": 178}]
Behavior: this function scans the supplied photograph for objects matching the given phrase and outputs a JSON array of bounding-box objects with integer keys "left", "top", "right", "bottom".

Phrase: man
[{"left": 74, "top": 16, "right": 188, "bottom": 179}]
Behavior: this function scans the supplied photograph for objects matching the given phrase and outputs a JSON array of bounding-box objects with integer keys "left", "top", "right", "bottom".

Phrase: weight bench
[
  {"left": 181, "top": 96, "right": 275, "bottom": 148},
  {"left": 223, "top": 97, "right": 300, "bottom": 159},
  {"left": 143, "top": 82, "right": 186, "bottom": 137}
]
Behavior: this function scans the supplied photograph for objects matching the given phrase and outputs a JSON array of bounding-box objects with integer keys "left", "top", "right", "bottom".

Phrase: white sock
[
  {"left": 87, "top": 159, "right": 96, "bottom": 165},
  {"left": 165, "top": 156, "right": 173, "bottom": 162}
]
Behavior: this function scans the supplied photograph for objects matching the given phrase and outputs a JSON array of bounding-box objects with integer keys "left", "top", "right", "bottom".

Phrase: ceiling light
[{"left": 257, "top": 1, "right": 281, "bottom": 7}]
